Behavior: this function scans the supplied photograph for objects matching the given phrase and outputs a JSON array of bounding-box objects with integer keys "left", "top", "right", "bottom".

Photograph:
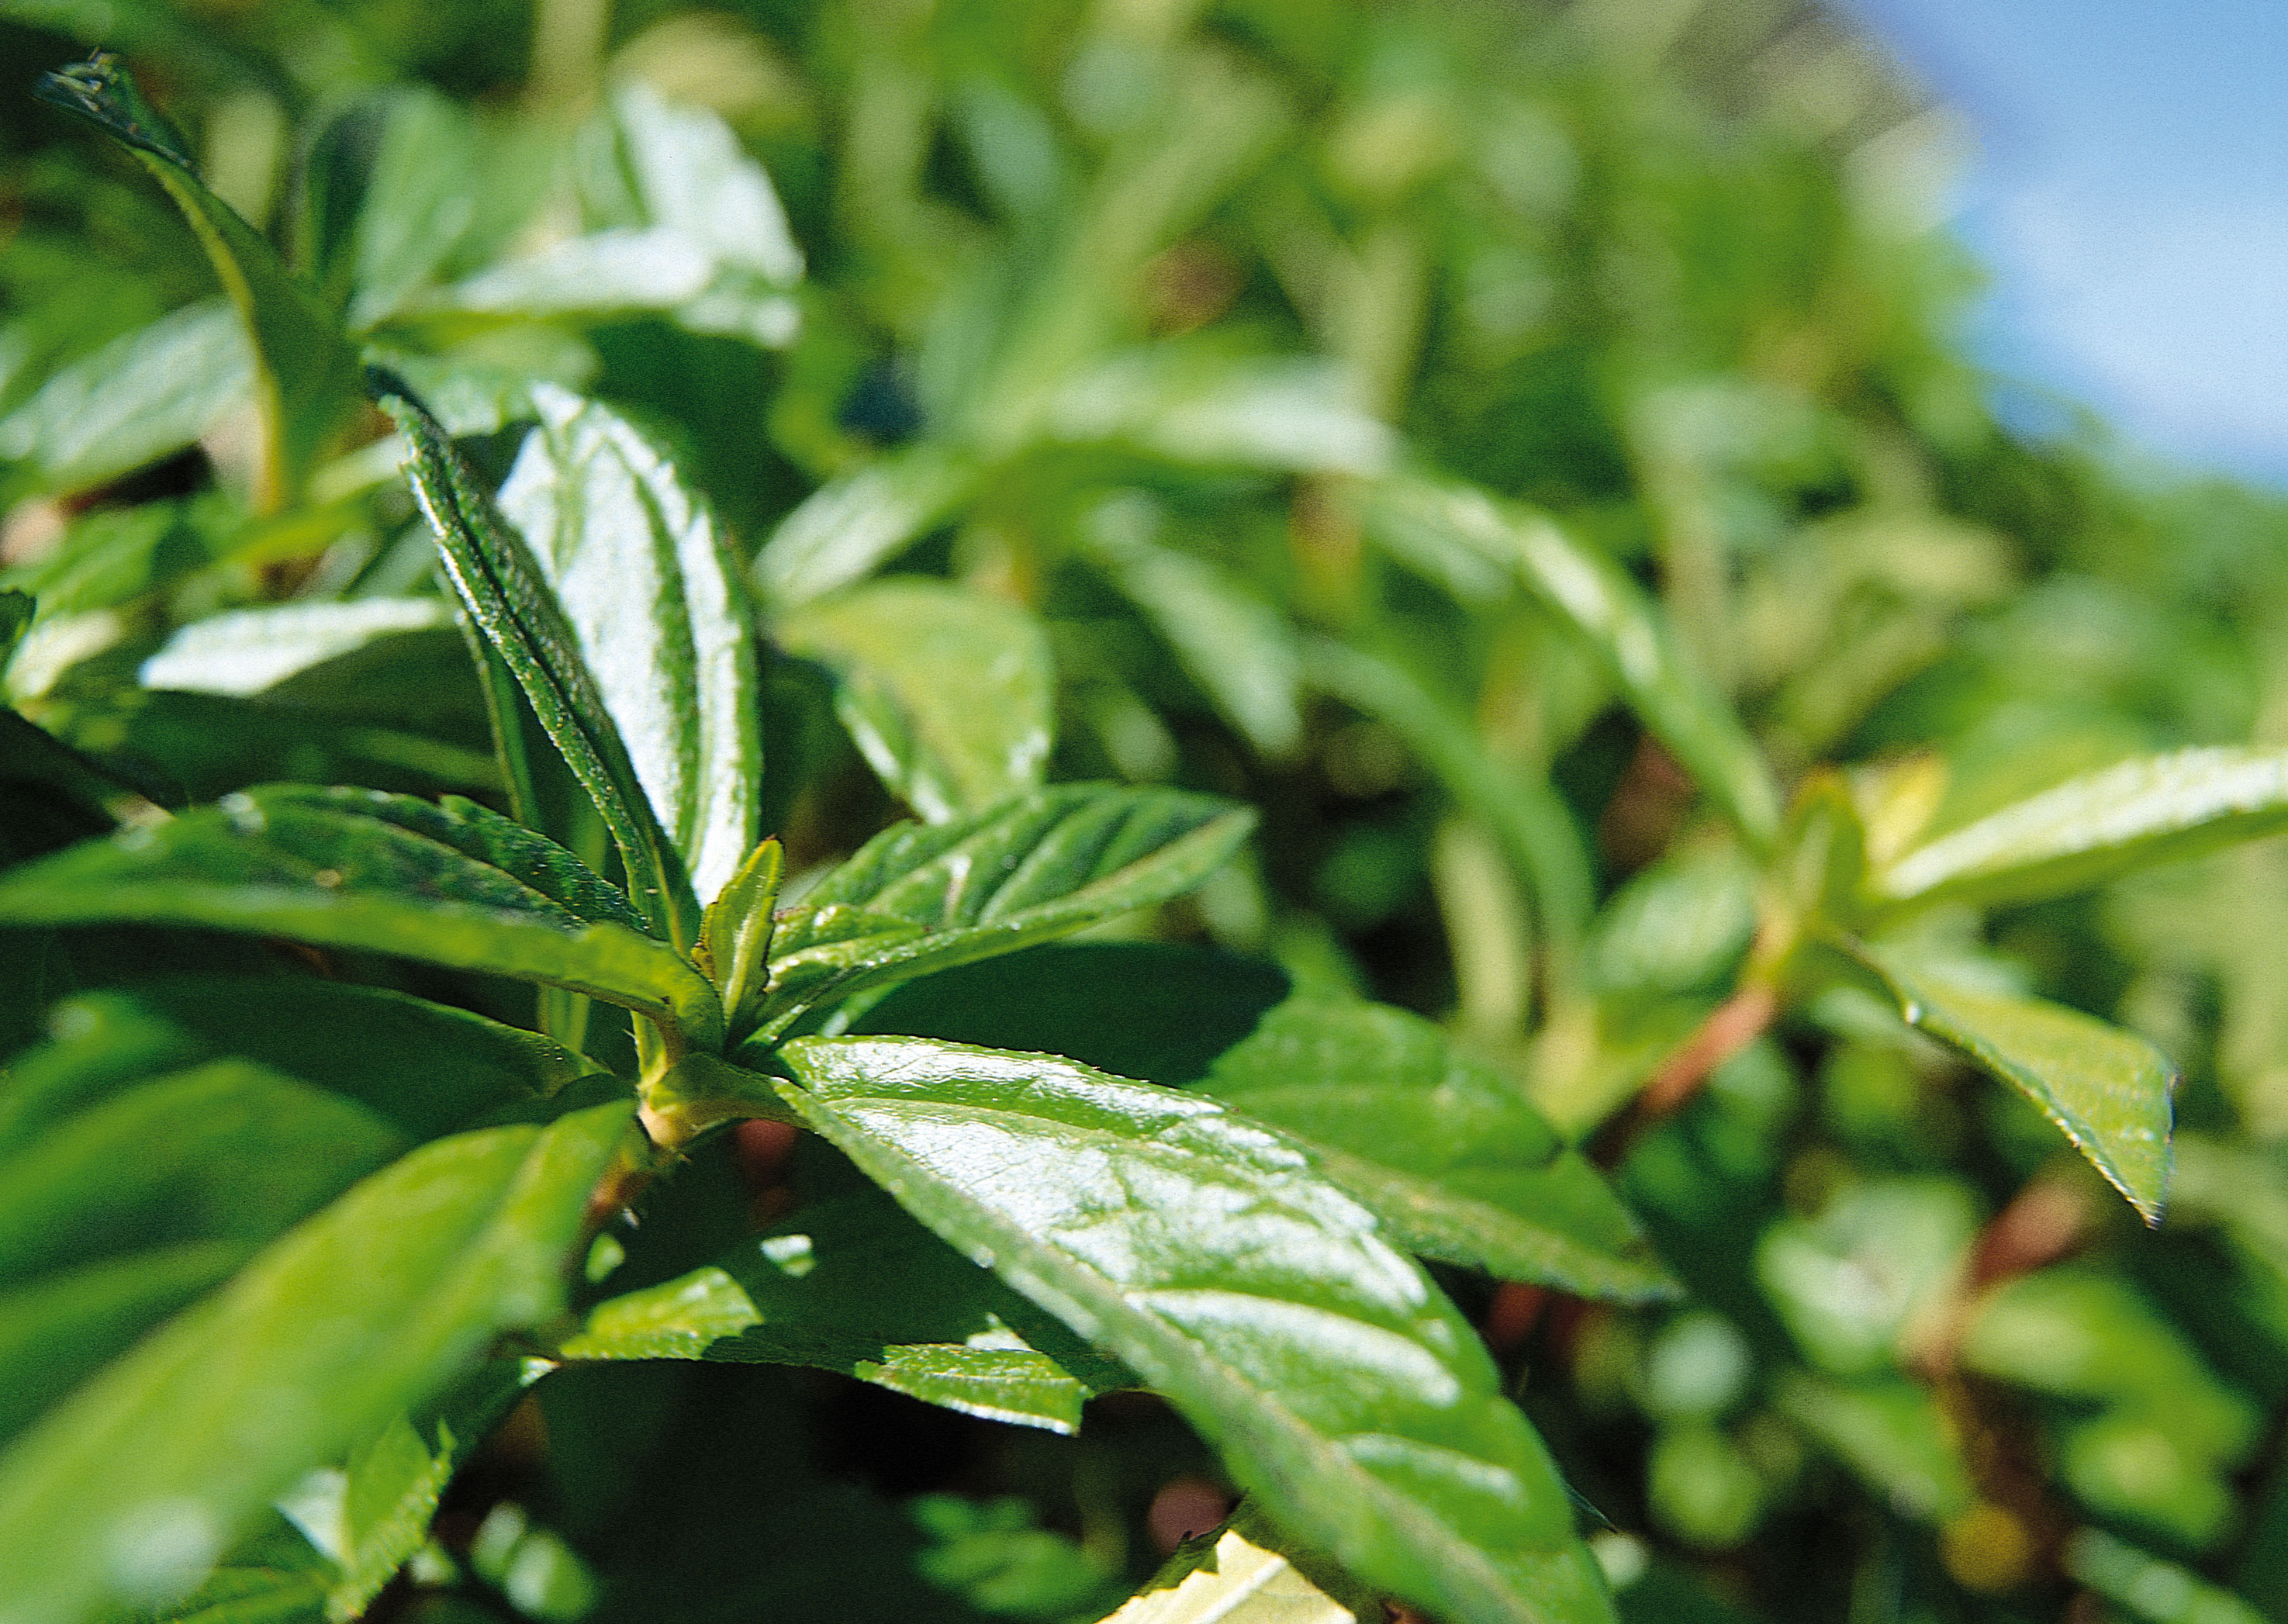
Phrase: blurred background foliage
[{"left": 3, "top": 0, "right": 2286, "bottom": 1621}]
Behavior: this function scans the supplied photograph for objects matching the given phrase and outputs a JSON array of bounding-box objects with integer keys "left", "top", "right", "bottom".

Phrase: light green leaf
[
  {"left": 139, "top": 600, "right": 452, "bottom": 699},
  {"left": 281, "top": 1360, "right": 545, "bottom": 1620},
  {"left": 345, "top": 88, "right": 481, "bottom": 330},
  {"left": 1101, "top": 1503, "right": 1373, "bottom": 1624},
  {"left": 0, "top": 1097, "right": 636, "bottom": 1624},
  {"left": 0, "top": 300, "right": 250, "bottom": 500},
  {"left": 1768, "top": 1374, "right": 1973, "bottom": 1523},
  {"left": 110, "top": 1564, "right": 330, "bottom": 1624},
  {"left": 0, "top": 786, "right": 721, "bottom": 1048},
  {"left": 776, "top": 578, "right": 1054, "bottom": 821},
  {"left": 496, "top": 385, "right": 762, "bottom": 903},
  {"left": 1868, "top": 747, "right": 2288, "bottom": 917},
  {"left": 752, "top": 444, "right": 981, "bottom": 610},
  {"left": 778, "top": 1037, "right": 1616, "bottom": 1624},
  {"left": 1084, "top": 508, "right": 1303, "bottom": 757},
  {"left": 752, "top": 784, "right": 1254, "bottom": 1038},
  {"left": 432, "top": 227, "right": 717, "bottom": 321},
  {"left": 699, "top": 837, "right": 783, "bottom": 1044},
  {"left": 591, "top": 81, "right": 803, "bottom": 289},
  {"left": 1046, "top": 351, "right": 1391, "bottom": 476},
  {"left": 1201, "top": 1000, "right": 1673, "bottom": 1301},
  {"left": 2065, "top": 1529, "right": 2268, "bottom": 1624},
  {"left": 376, "top": 377, "right": 700, "bottom": 945},
  {"left": 1854, "top": 945, "right": 2173, "bottom": 1222},
  {"left": 563, "top": 1189, "right": 1126, "bottom": 1433},
  {"left": 1359, "top": 476, "right": 1780, "bottom": 852},
  {"left": 35, "top": 54, "right": 362, "bottom": 513}
]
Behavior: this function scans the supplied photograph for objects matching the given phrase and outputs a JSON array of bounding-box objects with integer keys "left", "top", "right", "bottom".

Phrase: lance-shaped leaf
[
  {"left": 1200, "top": 1000, "right": 1672, "bottom": 1302},
  {"left": 1851, "top": 945, "right": 2173, "bottom": 1223},
  {"left": 1360, "top": 476, "right": 1780, "bottom": 852},
  {"left": 0, "top": 785, "right": 721, "bottom": 1049},
  {"left": 776, "top": 1038, "right": 1616, "bottom": 1624},
  {"left": 35, "top": 55, "right": 361, "bottom": 513},
  {"left": 495, "top": 385, "right": 762, "bottom": 904},
  {"left": 855, "top": 946, "right": 1666, "bottom": 1300},
  {"left": 0, "top": 299, "right": 251, "bottom": 502},
  {"left": 751, "top": 784, "right": 1254, "bottom": 1038},
  {"left": 139, "top": 599, "right": 453, "bottom": 699},
  {"left": 776, "top": 579, "right": 1054, "bottom": 822},
  {"left": 0, "top": 1096, "right": 636, "bottom": 1624},
  {"left": 563, "top": 1189, "right": 1128, "bottom": 1433},
  {"left": 375, "top": 376, "right": 700, "bottom": 945},
  {"left": 752, "top": 444, "right": 980, "bottom": 610},
  {"left": 278, "top": 1359, "right": 547, "bottom": 1621},
  {"left": 1867, "top": 747, "right": 2288, "bottom": 918}
]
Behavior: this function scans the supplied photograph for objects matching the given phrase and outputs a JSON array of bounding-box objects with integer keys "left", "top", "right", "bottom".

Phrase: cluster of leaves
[{"left": 3, "top": 4, "right": 2288, "bottom": 1624}]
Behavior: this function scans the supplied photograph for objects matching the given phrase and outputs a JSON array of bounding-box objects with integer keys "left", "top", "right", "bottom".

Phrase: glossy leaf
[
  {"left": 776, "top": 578, "right": 1054, "bottom": 821},
  {"left": 0, "top": 1097, "right": 636, "bottom": 1624},
  {"left": 139, "top": 599, "right": 452, "bottom": 698},
  {"left": 1201, "top": 1000, "right": 1674, "bottom": 1301},
  {"left": 375, "top": 377, "right": 700, "bottom": 945},
  {"left": 564, "top": 1189, "right": 1127, "bottom": 1432},
  {"left": 496, "top": 385, "right": 762, "bottom": 903},
  {"left": 1854, "top": 946, "right": 2173, "bottom": 1222},
  {"left": 345, "top": 88, "right": 482, "bottom": 330},
  {"left": 0, "top": 785, "right": 721, "bottom": 1047},
  {"left": 36, "top": 54, "right": 362, "bottom": 512},
  {"left": 1359, "top": 476, "right": 1781, "bottom": 852},
  {"left": 753, "top": 784, "right": 1254, "bottom": 1038},
  {"left": 0, "top": 299, "right": 249, "bottom": 500},
  {"left": 778, "top": 1037, "right": 1616, "bottom": 1624},
  {"left": 856, "top": 945, "right": 1665, "bottom": 1299},
  {"left": 1868, "top": 747, "right": 2288, "bottom": 917},
  {"left": 752, "top": 444, "right": 981, "bottom": 610}
]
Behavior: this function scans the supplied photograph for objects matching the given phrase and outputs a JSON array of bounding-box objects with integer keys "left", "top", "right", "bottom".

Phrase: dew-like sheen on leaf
[{"left": 776, "top": 1036, "right": 1616, "bottom": 1624}]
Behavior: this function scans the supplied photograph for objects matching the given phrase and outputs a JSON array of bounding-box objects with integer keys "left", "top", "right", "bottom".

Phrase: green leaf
[
  {"left": 1359, "top": 476, "right": 1781, "bottom": 852},
  {"left": 1303, "top": 639, "right": 1593, "bottom": 959},
  {"left": 0, "top": 300, "right": 250, "bottom": 500},
  {"left": 375, "top": 376, "right": 701, "bottom": 945},
  {"left": 0, "top": 1096, "right": 636, "bottom": 1624},
  {"left": 855, "top": 945, "right": 1666, "bottom": 1300},
  {"left": 564, "top": 1189, "right": 1127, "bottom": 1432},
  {"left": 777, "top": 1037, "right": 1616, "bottom": 1624},
  {"left": 278, "top": 1360, "right": 545, "bottom": 1619},
  {"left": 112, "top": 1564, "right": 330, "bottom": 1624},
  {"left": 587, "top": 81, "right": 802, "bottom": 289},
  {"left": 0, "top": 591, "right": 30, "bottom": 669},
  {"left": 495, "top": 385, "right": 762, "bottom": 903},
  {"left": 1045, "top": 351, "right": 1391, "bottom": 476},
  {"left": 1084, "top": 510, "right": 1304, "bottom": 758},
  {"left": 35, "top": 54, "right": 362, "bottom": 512},
  {"left": 0, "top": 1061, "right": 408, "bottom": 1292},
  {"left": 138, "top": 600, "right": 453, "bottom": 699},
  {"left": 776, "top": 578, "right": 1055, "bottom": 821},
  {"left": 344, "top": 88, "right": 482, "bottom": 330},
  {"left": 0, "top": 786, "right": 721, "bottom": 1048},
  {"left": 1200, "top": 1000, "right": 1674, "bottom": 1301},
  {"left": 752, "top": 784, "right": 1254, "bottom": 1038},
  {"left": 1852, "top": 945, "right": 2173, "bottom": 1222},
  {"left": 0, "top": 977, "right": 606, "bottom": 1155},
  {"left": 698, "top": 837, "right": 783, "bottom": 1044},
  {"left": 1867, "top": 747, "right": 2288, "bottom": 917},
  {"left": 2065, "top": 1529, "right": 2269, "bottom": 1624},
  {"left": 1102, "top": 1503, "right": 1374, "bottom": 1624},
  {"left": 1768, "top": 1374, "right": 1973, "bottom": 1523},
  {"left": 752, "top": 444, "right": 981, "bottom": 610}
]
